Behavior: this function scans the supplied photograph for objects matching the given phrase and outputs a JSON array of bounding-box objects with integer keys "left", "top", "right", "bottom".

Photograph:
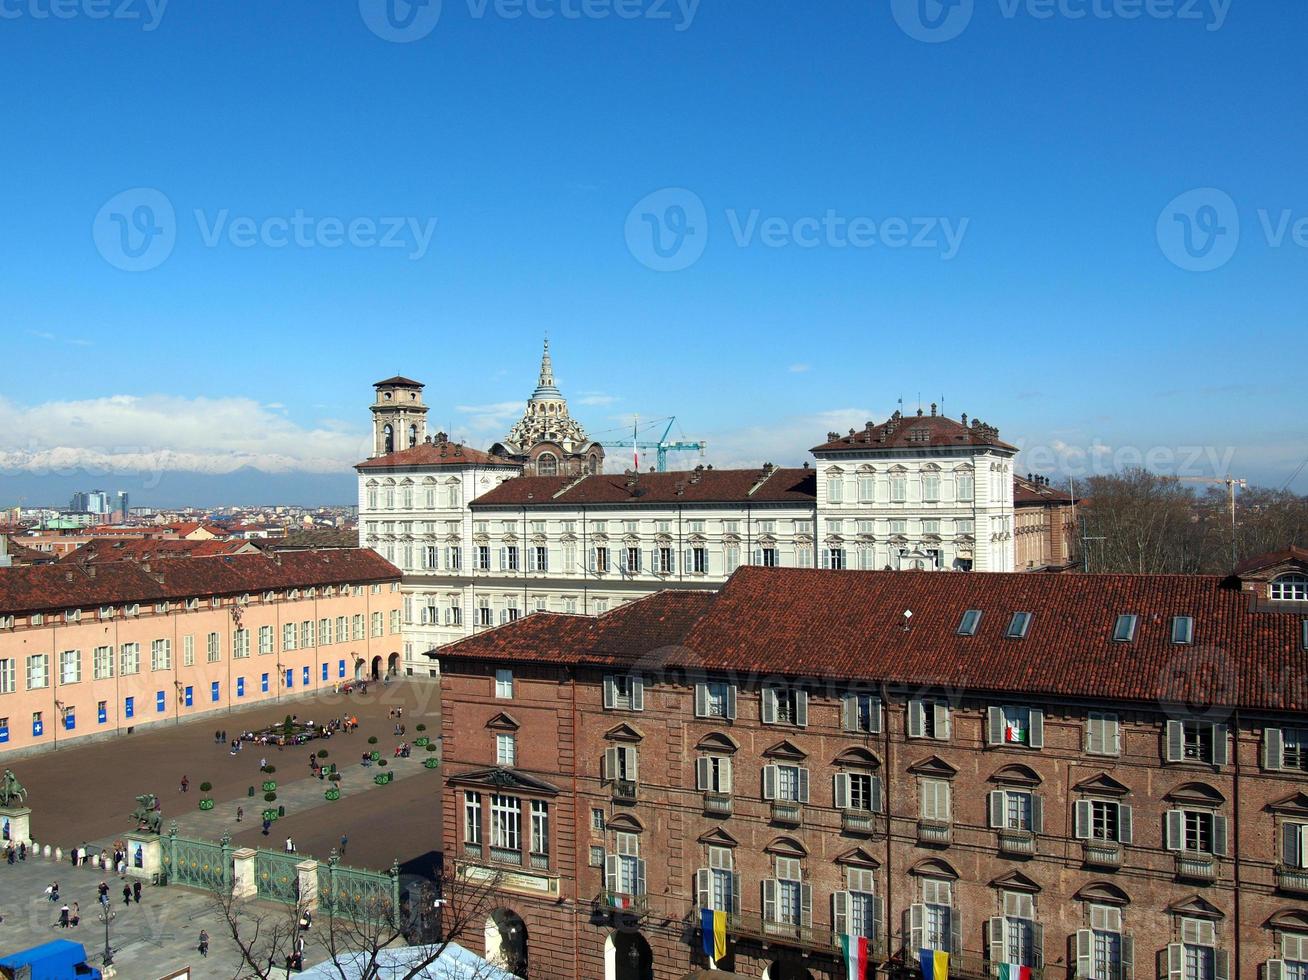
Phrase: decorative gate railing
[
  {"left": 255, "top": 848, "right": 302, "bottom": 904},
  {"left": 318, "top": 853, "right": 401, "bottom": 926},
  {"left": 162, "top": 827, "right": 232, "bottom": 892}
]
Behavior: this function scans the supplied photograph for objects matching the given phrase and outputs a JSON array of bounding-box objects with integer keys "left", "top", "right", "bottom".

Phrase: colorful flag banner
[
  {"left": 996, "top": 964, "right": 1033, "bottom": 980},
  {"left": 841, "top": 934, "right": 870, "bottom": 980},
  {"left": 700, "top": 908, "right": 727, "bottom": 961},
  {"left": 918, "top": 948, "right": 949, "bottom": 980}
]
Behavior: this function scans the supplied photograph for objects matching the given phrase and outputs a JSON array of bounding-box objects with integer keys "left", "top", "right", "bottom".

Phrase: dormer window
[
  {"left": 1171, "top": 616, "right": 1195, "bottom": 645},
  {"left": 1112, "top": 614, "right": 1138, "bottom": 643},
  {"left": 1271, "top": 574, "right": 1308, "bottom": 602},
  {"left": 99, "top": 606, "right": 113, "bottom": 621},
  {"left": 957, "top": 609, "right": 982, "bottom": 636},
  {"left": 1006, "top": 612, "right": 1032, "bottom": 639}
]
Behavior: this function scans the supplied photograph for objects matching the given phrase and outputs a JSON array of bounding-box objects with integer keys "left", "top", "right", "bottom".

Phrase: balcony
[
  {"left": 1175, "top": 854, "right": 1218, "bottom": 883},
  {"left": 595, "top": 890, "right": 647, "bottom": 918},
  {"left": 529, "top": 852, "right": 549, "bottom": 871},
  {"left": 997, "top": 829, "right": 1036, "bottom": 857},
  {"left": 841, "top": 809, "right": 877, "bottom": 836},
  {"left": 917, "top": 819, "right": 952, "bottom": 846},
  {"left": 770, "top": 801, "right": 803, "bottom": 826},
  {"left": 489, "top": 846, "right": 522, "bottom": 867},
  {"left": 462, "top": 842, "right": 484, "bottom": 861},
  {"left": 1277, "top": 866, "right": 1308, "bottom": 895},
  {"left": 1082, "top": 840, "right": 1123, "bottom": 869},
  {"left": 612, "top": 779, "right": 638, "bottom": 804},
  {"left": 717, "top": 910, "right": 859, "bottom": 955},
  {"left": 897, "top": 948, "right": 1034, "bottom": 980},
  {"left": 703, "top": 792, "right": 733, "bottom": 817}
]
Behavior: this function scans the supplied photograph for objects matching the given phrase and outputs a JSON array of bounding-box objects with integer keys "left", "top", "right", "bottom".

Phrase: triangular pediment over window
[
  {"left": 833, "top": 746, "right": 881, "bottom": 769},
  {"left": 762, "top": 739, "right": 808, "bottom": 762},
  {"left": 1268, "top": 791, "right": 1308, "bottom": 816},
  {"left": 991, "top": 764, "right": 1041, "bottom": 787},
  {"left": 990, "top": 869, "right": 1041, "bottom": 893},
  {"left": 1074, "top": 881, "right": 1131, "bottom": 906},
  {"left": 485, "top": 712, "right": 519, "bottom": 732},
  {"left": 1166, "top": 781, "right": 1225, "bottom": 807},
  {"left": 604, "top": 723, "right": 644, "bottom": 744},
  {"left": 1168, "top": 895, "right": 1223, "bottom": 920},
  {"left": 909, "top": 858, "right": 959, "bottom": 880},
  {"left": 445, "top": 766, "right": 560, "bottom": 796},
  {"left": 697, "top": 828, "right": 738, "bottom": 848},
  {"left": 1074, "top": 772, "right": 1131, "bottom": 797},
  {"left": 835, "top": 847, "right": 881, "bottom": 870},
  {"left": 696, "top": 732, "right": 739, "bottom": 754},
  {"left": 764, "top": 836, "right": 807, "bottom": 859},
  {"left": 908, "top": 756, "right": 958, "bottom": 779}
]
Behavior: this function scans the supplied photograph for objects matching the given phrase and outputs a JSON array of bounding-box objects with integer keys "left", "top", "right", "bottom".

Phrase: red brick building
[{"left": 437, "top": 551, "right": 1308, "bottom": 980}]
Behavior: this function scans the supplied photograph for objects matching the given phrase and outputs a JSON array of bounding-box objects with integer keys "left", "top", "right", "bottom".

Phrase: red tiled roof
[
  {"left": 0, "top": 549, "right": 400, "bottom": 615},
  {"left": 1014, "top": 476, "right": 1074, "bottom": 506},
  {"left": 470, "top": 467, "right": 817, "bottom": 507},
  {"left": 56, "top": 538, "right": 256, "bottom": 564},
  {"left": 439, "top": 567, "right": 1308, "bottom": 713},
  {"left": 811, "top": 412, "right": 1016, "bottom": 454},
  {"left": 374, "top": 376, "right": 424, "bottom": 387},
  {"left": 1233, "top": 546, "right": 1308, "bottom": 578},
  {"left": 355, "top": 440, "right": 519, "bottom": 471}
]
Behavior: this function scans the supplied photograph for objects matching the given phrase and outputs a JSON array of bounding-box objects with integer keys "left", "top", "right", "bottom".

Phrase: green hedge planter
[
  {"left": 374, "top": 771, "right": 394, "bottom": 785},
  {"left": 261, "top": 780, "right": 277, "bottom": 793},
  {"left": 414, "top": 737, "right": 430, "bottom": 747},
  {"left": 198, "top": 798, "right": 215, "bottom": 810},
  {"left": 370, "top": 751, "right": 380, "bottom": 762},
  {"left": 262, "top": 809, "right": 278, "bottom": 822},
  {"left": 423, "top": 758, "right": 439, "bottom": 770},
  {"left": 325, "top": 788, "right": 341, "bottom": 801}
]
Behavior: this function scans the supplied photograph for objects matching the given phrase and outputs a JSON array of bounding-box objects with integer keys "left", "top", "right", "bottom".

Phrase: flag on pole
[
  {"left": 841, "top": 934, "right": 871, "bottom": 980},
  {"left": 700, "top": 908, "right": 727, "bottom": 962},
  {"left": 918, "top": 948, "right": 949, "bottom": 980},
  {"left": 996, "top": 964, "right": 1032, "bottom": 980}
]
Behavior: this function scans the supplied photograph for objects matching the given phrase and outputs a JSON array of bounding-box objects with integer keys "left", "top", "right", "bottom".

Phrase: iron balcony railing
[
  {"left": 529, "top": 852, "right": 549, "bottom": 871},
  {"left": 917, "top": 819, "right": 952, "bottom": 846},
  {"left": 996, "top": 829, "right": 1037, "bottom": 857},
  {"left": 703, "top": 792, "right": 733, "bottom": 817},
  {"left": 596, "top": 890, "right": 647, "bottom": 917},
  {"left": 841, "top": 809, "right": 877, "bottom": 836},
  {"left": 613, "top": 779, "right": 638, "bottom": 803},
  {"left": 771, "top": 801, "right": 803, "bottom": 826},
  {"left": 1082, "top": 840, "right": 1123, "bottom": 868},
  {"left": 1175, "top": 854, "right": 1218, "bottom": 883},
  {"left": 489, "top": 846, "right": 522, "bottom": 867},
  {"left": 893, "top": 948, "right": 1041, "bottom": 980},
  {"left": 1277, "top": 866, "right": 1308, "bottom": 894},
  {"left": 715, "top": 909, "right": 883, "bottom": 956},
  {"left": 462, "top": 842, "right": 484, "bottom": 861}
]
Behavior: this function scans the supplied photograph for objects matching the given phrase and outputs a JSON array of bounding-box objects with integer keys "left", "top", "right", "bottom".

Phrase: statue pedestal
[
  {"left": 296, "top": 859, "right": 320, "bottom": 912},
  {"left": 124, "top": 832, "right": 162, "bottom": 880},
  {"left": 0, "top": 807, "right": 31, "bottom": 847},
  {"left": 232, "top": 848, "right": 258, "bottom": 899}
]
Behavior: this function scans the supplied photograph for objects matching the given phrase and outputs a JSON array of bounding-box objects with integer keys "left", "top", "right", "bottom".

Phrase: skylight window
[
  {"left": 1006, "top": 612, "right": 1032, "bottom": 639},
  {"left": 1171, "top": 616, "right": 1194, "bottom": 645},
  {"left": 957, "top": 609, "right": 983, "bottom": 636},
  {"left": 1112, "top": 614, "right": 1138, "bottom": 643},
  {"left": 1301, "top": 619, "right": 1307, "bottom": 653}
]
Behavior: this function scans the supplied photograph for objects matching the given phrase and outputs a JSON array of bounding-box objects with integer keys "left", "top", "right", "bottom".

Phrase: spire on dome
[{"left": 530, "top": 336, "right": 562, "bottom": 402}]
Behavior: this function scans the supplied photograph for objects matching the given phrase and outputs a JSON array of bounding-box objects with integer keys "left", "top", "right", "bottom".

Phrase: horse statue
[
  {"left": 131, "top": 793, "right": 162, "bottom": 834},
  {"left": 0, "top": 770, "right": 26, "bottom": 808}
]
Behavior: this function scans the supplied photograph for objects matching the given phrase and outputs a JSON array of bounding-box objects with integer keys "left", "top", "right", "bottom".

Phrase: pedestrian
[
  {"left": 262, "top": 818, "right": 271, "bottom": 836},
  {"left": 48, "top": 881, "right": 59, "bottom": 902},
  {"left": 98, "top": 882, "right": 109, "bottom": 901},
  {"left": 59, "top": 903, "right": 70, "bottom": 928},
  {"left": 18, "top": 842, "right": 26, "bottom": 861},
  {"left": 339, "top": 833, "right": 348, "bottom": 856},
  {"left": 180, "top": 775, "right": 189, "bottom": 793},
  {"left": 215, "top": 729, "right": 222, "bottom": 743},
  {"left": 221, "top": 729, "right": 227, "bottom": 742},
  {"left": 285, "top": 836, "right": 294, "bottom": 853},
  {"left": 122, "top": 884, "right": 131, "bottom": 906},
  {"left": 260, "top": 757, "right": 267, "bottom": 770},
  {"left": 132, "top": 881, "right": 141, "bottom": 904},
  {"left": 70, "top": 902, "right": 80, "bottom": 927},
  {"left": 198, "top": 929, "right": 209, "bottom": 957},
  {"left": 236, "top": 806, "right": 244, "bottom": 823}
]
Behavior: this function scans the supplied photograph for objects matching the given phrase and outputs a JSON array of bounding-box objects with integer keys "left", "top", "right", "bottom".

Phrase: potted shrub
[
  {"left": 264, "top": 791, "right": 277, "bottom": 804},
  {"left": 377, "top": 759, "right": 387, "bottom": 767},
  {"left": 423, "top": 757, "right": 439, "bottom": 769},
  {"left": 262, "top": 780, "right": 277, "bottom": 793},
  {"left": 324, "top": 787, "right": 341, "bottom": 801},
  {"left": 198, "top": 782, "right": 214, "bottom": 810},
  {"left": 414, "top": 737, "right": 430, "bottom": 747},
  {"left": 261, "top": 764, "right": 276, "bottom": 774},
  {"left": 415, "top": 723, "right": 427, "bottom": 732},
  {"left": 317, "top": 749, "right": 328, "bottom": 758},
  {"left": 367, "top": 736, "right": 378, "bottom": 745}
]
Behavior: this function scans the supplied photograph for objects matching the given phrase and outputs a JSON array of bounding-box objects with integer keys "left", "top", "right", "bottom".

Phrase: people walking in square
[
  {"left": 58, "top": 903, "right": 70, "bottom": 928},
  {"left": 339, "top": 833, "right": 347, "bottom": 856},
  {"left": 198, "top": 929, "right": 209, "bottom": 957},
  {"left": 132, "top": 881, "right": 141, "bottom": 904},
  {"left": 47, "top": 881, "right": 59, "bottom": 902},
  {"left": 122, "top": 884, "right": 131, "bottom": 906},
  {"left": 180, "top": 774, "right": 189, "bottom": 793},
  {"left": 70, "top": 902, "right": 79, "bottom": 927},
  {"left": 236, "top": 806, "right": 244, "bottom": 823}
]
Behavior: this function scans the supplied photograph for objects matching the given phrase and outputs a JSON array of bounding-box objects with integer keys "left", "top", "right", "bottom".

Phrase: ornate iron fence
[
  {"left": 161, "top": 826, "right": 232, "bottom": 892},
  {"left": 317, "top": 853, "right": 401, "bottom": 926},
  {"left": 256, "top": 848, "right": 302, "bottom": 904}
]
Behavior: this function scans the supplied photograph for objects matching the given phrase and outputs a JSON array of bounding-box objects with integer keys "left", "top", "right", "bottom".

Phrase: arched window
[
  {"left": 382, "top": 424, "right": 395, "bottom": 455},
  {"left": 537, "top": 453, "right": 558, "bottom": 477},
  {"left": 1271, "top": 574, "right": 1308, "bottom": 602},
  {"left": 408, "top": 424, "right": 418, "bottom": 448}
]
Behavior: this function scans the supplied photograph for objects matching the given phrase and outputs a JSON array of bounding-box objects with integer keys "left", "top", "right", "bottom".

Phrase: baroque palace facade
[
  {"left": 357, "top": 346, "right": 1019, "bottom": 670},
  {"left": 436, "top": 548, "right": 1308, "bottom": 980}
]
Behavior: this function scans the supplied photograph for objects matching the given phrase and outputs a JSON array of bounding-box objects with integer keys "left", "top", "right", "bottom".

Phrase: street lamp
[{"left": 98, "top": 905, "right": 116, "bottom": 966}]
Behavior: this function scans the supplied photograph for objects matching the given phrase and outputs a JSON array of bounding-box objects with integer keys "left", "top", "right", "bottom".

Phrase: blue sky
[{"left": 1, "top": 0, "right": 1304, "bottom": 505}]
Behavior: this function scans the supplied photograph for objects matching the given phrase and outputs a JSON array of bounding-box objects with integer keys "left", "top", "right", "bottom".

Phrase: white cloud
[
  {"left": 26, "top": 329, "right": 93, "bottom": 347},
  {"left": 788, "top": 363, "right": 812, "bottom": 374},
  {"left": 578, "top": 392, "right": 619, "bottom": 407},
  {"left": 0, "top": 394, "right": 371, "bottom": 476},
  {"left": 455, "top": 401, "right": 522, "bottom": 433}
]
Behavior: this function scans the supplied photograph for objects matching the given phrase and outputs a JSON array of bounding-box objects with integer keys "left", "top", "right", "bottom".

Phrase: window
[
  {"left": 1113, "top": 614, "right": 1139, "bottom": 642},
  {"left": 93, "top": 646, "right": 114, "bottom": 680},
  {"left": 857, "top": 474, "right": 876, "bottom": 503},
  {"left": 59, "top": 649, "right": 81, "bottom": 685},
  {"left": 1166, "top": 809, "right": 1227, "bottom": 856},
  {"left": 592, "top": 546, "right": 610, "bottom": 574},
  {"left": 989, "top": 789, "right": 1041, "bottom": 832},
  {"left": 655, "top": 547, "right": 674, "bottom": 574},
  {"left": 119, "top": 643, "right": 140, "bottom": 676},
  {"left": 1075, "top": 799, "right": 1133, "bottom": 844},
  {"left": 696, "top": 845, "right": 739, "bottom": 914},
  {"left": 530, "top": 800, "right": 549, "bottom": 857},
  {"left": 352, "top": 614, "right": 365, "bottom": 640},
  {"left": 501, "top": 546, "right": 519, "bottom": 572},
  {"left": 1006, "top": 611, "right": 1033, "bottom": 639},
  {"left": 603, "top": 674, "right": 645, "bottom": 711},
  {"left": 957, "top": 609, "right": 983, "bottom": 636},
  {"left": 822, "top": 547, "right": 846, "bottom": 570},
  {"left": 623, "top": 547, "right": 641, "bottom": 574},
  {"left": 0, "top": 659, "right": 13, "bottom": 694},
  {"left": 754, "top": 546, "right": 778, "bottom": 568},
  {"left": 1271, "top": 574, "right": 1308, "bottom": 602},
  {"left": 920, "top": 778, "right": 951, "bottom": 822},
  {"left": 1087, "top": 712, "right": 1121, "bottom": 756},
  {"left": 1267, "top": 728, "right": 1308, "bottom": 772},
  {"left": 371, "top": 612, "right": 384, "bottom": 637},
  {"left": 763, "top": 763, "right": 809, "bottom": 803},
  {"left": 764, "top": 856, "right": 808, "bottom": 927},
  {"left": 827, "top": 477, "right": 844, "bottom": 504},
  {"left": 908, "top": 699, "right": 951, "bottom": 740},
  {"left": 183, "top": 635, "right": 195, "bottom": 666},
  {"left": 150, "top": 639, "right": 171, "bottom": 672},
  {"left": 207, "top": 632, "right": 221, "bottom": 663},
  {"left": 988, "top": 705, "right": 1044, "bottom": 748},
  {"left": 607, "top": 832, "right": 645, "bottom": 898},
  {"left": 589, "top": 845, "right": 605, "bottom": 867},
  {"left": 26, "top": 654, "right": 49, "bottom": 690},
  {"left": 489, "top": 795, "right": 520, "bottom": 851},
  {"left": 1271, "top": 932, "right": 1308, "bottom": 980},
  {"left": 530, "top": 546, "right": 549, "bottom": 573},
  {"left": 835, "top": 771, "right": 882, "bottom": 813},
  {"left": 1074, "top": 904, "right": 1128, "bottom": 980},
  {"left": 591, "top": 808, "right": 606, "bottom": 833},
  {"left": 1166, "top": 918, "right": 1224, "bottom": 980},
  {"left": 724, "top": 544, "right": 740, "bottom": 574},
  {"left": 989, "top": 891, "right": 1040, "bottom": 969},
  {"left": 956, "top": 473, "right": 974, "bottom": 501},
  {"left": 694, "top": 681, "right": 737, "bottom": 720},
  {"left": 258, "top": 626, "right": 273, "bottom": 655},
  {"left": 495, "top": 669, "right": 513, "bottom": 698},
  {"left": 301, "top": 620, "right": 314, "bottom": 648},
  {"left": 924, "top": 474, "right": 940, "bottom": 502},
  {"left": 478, "top": 604, "right": 494, "bottom": 628},
  {"left": 282, "top": 624, "right": 296, "bottom": 652},
  {"left": 913, "top": 879, "right": 956, "bottom": 953},
  {"left": 496, "top": 733, "right": 517, "bottom": 766},
  {"left": 1166, "top": 720, "right": 1228, "bottom": 765},
  {"left": 695, "top": 754, "right": 733, "bottom": 794},
  {"left": 1172, "top": 615, "right": 1195, "bottom": 645},
  {"left": 834, "top": 867, "right": 878, "bottom": 941},
  {"left": 842, "top": 692, "right": 882, "bottom": 733},
  {"left": 762, "top": 686, "right": 808, "bottom": 727},
  {"left": 603, "top": 745, "right": 639, "bottom": 786},
  {"left": 890, "top": 474, "right": 907, "bottom": 502}
]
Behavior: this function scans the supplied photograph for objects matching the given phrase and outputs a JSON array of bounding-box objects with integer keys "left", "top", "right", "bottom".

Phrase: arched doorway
[
  {"left": 763, "top": 961, "right": 814, "bottom": 980},
  {"left": 387, "top": 653, "right": 400, "bottom": 676},
  {"left": 484, "top": 909, "right": 528, "bottom": 977},
  {"left": 370, "top": 655, "right": 382, "bottom": 680},
  {"left": 604, "top": 931, "right": 653, "bottom": 980},
  {"left": 354, "top": 658, "right": 366, "bottom": 681}
]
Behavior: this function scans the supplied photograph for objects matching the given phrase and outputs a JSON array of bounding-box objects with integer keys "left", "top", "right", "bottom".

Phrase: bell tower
[{"left": 370, "top": 376, "right": 428, "bottom": 457}]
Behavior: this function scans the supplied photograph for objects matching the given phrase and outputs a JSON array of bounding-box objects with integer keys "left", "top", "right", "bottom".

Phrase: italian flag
[
  {"left": 841, "top": 934, "right": 870, "bottom": 980},
  {"left": 997, "top": 965, "right": 1033, "bottom": 980},
  {"left": 1005, "top": 720, "right": 1026, "bottom": 743}
]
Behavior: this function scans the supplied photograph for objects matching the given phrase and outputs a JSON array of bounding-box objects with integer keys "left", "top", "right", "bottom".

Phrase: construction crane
[
  {"left": 1178, "top": 475, "right": 1247, "bottom": 567},
  {"left": 602, "top": 416, "right": 706, "bottom": 473}
]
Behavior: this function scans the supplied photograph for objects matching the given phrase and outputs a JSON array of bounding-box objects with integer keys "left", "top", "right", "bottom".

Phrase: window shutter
[
  {"left": 628, "top": 748, "right": 639, "bottom": 785},
  {"left": 1120, "top": 935, "right": 1134, "bottom": 980},
  {"left": 1165, "top": 943, "right": 1185, "bottom": 980},
  {"left": 694, "top": 683, "right": 708, "bottom": 718},
  {"left": 669, "top": 550, "right": 677, "bottom": 573},
  {"left": 1214, "top": 949, "right": 1230, "bottom": 980},
  {"left": 1075, "top": 929, "right": 1094, "bottom": 978},
  {"left": 871, "top": 775, "right": 883, "bottom": 813},
  {"left": 631, "top": 676, "right": 644, "bottom": 711},
  {"left": 834, "top": 773, "right": 851, "bottom": 809},
  {"left": 605, "top": 854, "right": 618, "bottom": 894},
  {"left": 1119, "top": 804, "right": 1134, "bottom": 844},
  {"left": 1032, "top": 793, "right": 1044, "bottom": 834},
  {"left": 695, "top": 868, "right": 710, "bottom": 909},
  {"left": 1087, "top": 715, "right": 1103, "bottom": 755},
  {"left": 1265, "top": 728, "right": 1285, "bottom": 771},
  {"left": 498, "top": 546, "right": 507, "bottom": 570},
  {"left": 588, "top": 549, "right": 597, "bottom": 573},
  {"left": 798, "top": 767, "right": 810, "bottom": 804},
  {"left": 842, "top": 694, "right": 857, "bottom": 731},
  {"left": 1029, "top": 708, "right": 1045, "bottom": 749},
  {"left": 696, "top": 757, "right": 711, "bottom": 792},
  {"left": 1166, "top": 720, "right": 1184, "bottom": 762},
  {"left": 1212, "top": 813, "right": 1228, "bottom": 856},
  {"left": 800, "top": 883, "right": 813, "bottom": 927},
  {"left": 721, "top": 757, "right": 733, "bottom": 793},
  {"left": 731, "top": 873, "right": 741, "bottom": 915},
  {"left": 988, "top": 916, "right": 1006, "bottom": 966},
  {"left": 833, "top": 891, "right": 850, "bottom": 936},
  {"left": 821, "top": 549, "right": 830, "bottom": 569},
  {"left": 602, "top": 747, "right": 618, "bottom": 782},
  {"left": 1165, "top": 810, "right": 1184, "bottom": 851},
  {"left": 1106, "top": 715, "right": 1121, "bottom": 755},
  {"left": 762, "top": 688, "right": 777, "bottom": 725},
  {"left": 908, "top": 700, "right": 925, "bottom": 738},
  {"left": 1267, "top": 960, "right": 1286, "bottom": 980},
  {"left": 949, "top": 907, "right": 963, "bottom": 956},
  {"left": 763, "top": 764, "right": 778, "bottom": 801},
  {"left": 1032, "top": 923, "right": 1045, "bottom": 969},
  {"left": 988, "top": 790, "right": 1005, "bottom": 828},
  {"left": 1212, "top": 724, "right": 1229, "bottom": 766},
  {"left": 762, "top": 879, "right": 777, "bottom": 923},
  {"left": 987, "top": 706, "right": 1004, "bottom": 745},
  {"left": 871, "top": 697, "right": 883, "bottom": 734},
  {"left": 1074, "top": 799, "right": 1091, "bottom": 839},
  {"left": 725, "top": 685, "right": 737, "bottom": 720},
  {"left": 906, "top": 904, "right": 925, "bottom": 952},
  {"left": 683, "top": 549, "right": 692, "bottom": 574},
  {"left": 603, "top": 676, "right": 616, "bottom": 710},
  {"left": 935, "top": 702, "right": 951, "bottom": 739},
  {"left": 1282, "top": 823, "right": 1300, "bottom": 866},
  {"left": 796, "top": 690, "right": 809, "bottom": 727}
]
